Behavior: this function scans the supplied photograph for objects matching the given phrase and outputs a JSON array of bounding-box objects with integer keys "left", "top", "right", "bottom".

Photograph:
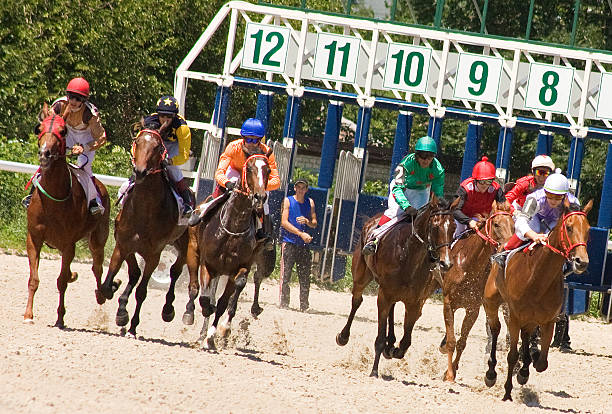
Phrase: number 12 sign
[
  {"left": 241, "top": 23, "right": 290, "bottom": 74},
  {"left": 313, "top": 33, "right": 361, "bottom": 83}
]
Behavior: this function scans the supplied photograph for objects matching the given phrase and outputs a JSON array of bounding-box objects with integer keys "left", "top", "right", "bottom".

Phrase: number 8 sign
[
  {"left": 241, "top": 23, "right": 290, "bottom": 74},
  {"left": 525, "top": 62, "right": 574, "bottom": 114}
]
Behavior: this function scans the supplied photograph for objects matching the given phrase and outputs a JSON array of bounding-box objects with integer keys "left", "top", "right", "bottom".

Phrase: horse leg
[
  {"left": 162, "top": 233, "right": 188, "bottom": 323},
  {"left": 502, "top": 317, "right": 521, "bottom": 401},
  {"left": 219, "top": 268, "right": 248, "bottom": 338},
  {"left": 127, "top": 255, "right": 160, "bottom": 337},
  {"left": 392, "top": 302, "right": 421, "bottom": 359},
  {"left": 100, "top": 246, "right": 126, "bottom": 300},
  {"left": 336, "top": 254, "right": 373, "bottom": 346},
  {"left": 252, "top": 247, "right": 274, "bottom": 317},
  {"left": 52, "top": 245, "right": 76, "bottom": 329},
  {"left": 450, "top": 307, "right": 480, "bottom": 381},
  {"left": 198, "top": 265, "right": 216, "bottom": 318},
  {"left": 183, "top": 230, "right": 200, "bottom": 325},
  {"left": 24, "top": 233, "right": 43, "bottom": 323},
  {"left": 90, "top": 214, "right": 109, "bottom": 304},
  {"left": 383, "top": 304, "right": 396, "bottom": 359},
  {"left": 483, "top": 267, "right": 503, "bottom": 387},
  {"left": 517, "top": 328, "right": 533, "bottom": 385},
  {"left": 114, "top": 254, "right": 141, "bottom": 328},
  {"left": 204, "top": 275, "right": 233, "bottom": 350},
  {"left": 442, "top": 296, "right": 457, "bottom": 381},
  {"left": 370, "top": 291, "right": 392, "bottom": 378},
  {"left": 534, "top": 321, "right": 554, "bottom": 373}
]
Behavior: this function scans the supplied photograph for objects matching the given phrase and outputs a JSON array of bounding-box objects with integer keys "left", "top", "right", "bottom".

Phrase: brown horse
[
  {"left": 483, "top": 199, "right": 592, "bottom": 400},
  {"left": 183, "top": 149, "right": 272, "bottom": 349},
  {"left": 439, "top": 201, "right": 514, "bottom": 382},
  {"left": 99, "top": 126, "right": 189, "bottom": 337},
  {"left": 336, "top": 196, "right": 458, "bottom": 377},
  {"left": 25, "top": 104, "right": 110, "bottom": 327}
]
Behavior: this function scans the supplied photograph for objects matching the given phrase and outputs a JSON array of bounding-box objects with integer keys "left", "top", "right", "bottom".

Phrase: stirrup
[
  {"left": 490, "top": 251, "right": 509, "bottom": 268},
  {"left": 22, "top": 194, "right": 32, "bottom": 209},
  {"left": 89, "top": 202, "right": 104, "bottom": 216},
  {"left": 362, "top": 239, "right": 378, "bottom": 256},
  {"left": 182, "top": 203, "right": 193, "bottom": 216}
]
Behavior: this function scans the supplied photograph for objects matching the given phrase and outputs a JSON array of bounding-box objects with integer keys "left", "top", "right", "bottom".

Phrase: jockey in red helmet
[
  {"left": 505, "top": 154, "right": 555, "bottom": 213},
  {"left": 452, "top": 156, "right": 506, "bottom": 238}
]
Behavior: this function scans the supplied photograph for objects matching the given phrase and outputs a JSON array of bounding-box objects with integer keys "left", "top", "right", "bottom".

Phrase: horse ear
[
  {"left": 38, "top": 102, "right": 49, "bottom": 122},
  {"left": 449, "top": 196, "right": 460, "bottom": 210},
  {"left": 34, "top": 123, "right": 42, "bottom": 136},
  {"left": 582, "top": 199, "right": 593, "bottom": 214},
  {"left": 563, "top": 196, "right": 571, "bottom": 209},
  {"left": 490, "top": 200, "right": 498, "bottom": 214},
  {"left": 430, "top": 192, "right": 439, "bottom": 206},
  {"left": 266, "top": 147, "right": 273, "bottom": 158}
]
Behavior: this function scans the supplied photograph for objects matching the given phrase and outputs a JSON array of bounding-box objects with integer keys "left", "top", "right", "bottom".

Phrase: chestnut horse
[
  {"left": 439, "top": 201, "right": 514, "bottom": 382},
  {"left": 25, "top": 104, "right": 110, "bottom": 327},
  {"left": 336, "top": 196, "right": 458, "bottom": 377},
  {"left": 483, "top": 199, "right": 592, "bottom": 400},
  {"left": 183, "top": 149, "right": 272, "bottom": 349},
  {"left": 99, "top": 126, "right": 189, "bottom": 337}
]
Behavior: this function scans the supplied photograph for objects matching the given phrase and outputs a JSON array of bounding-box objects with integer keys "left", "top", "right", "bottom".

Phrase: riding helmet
[
  {"left": 240, "top": 118, "right": 266, "bottom": 138},
  {"left": 66, "top": 77, "right": 90, "bottom": 98},
  {"left": 156, "top": 96, "right": 179, "bottom": 115},
  {"left": 531, "top": 154, "right": 555, "bottom": 171},
  {"left": 472, "top": 156, "right": 496, "bottom": 180},
  {"left": 414, "top": 135, "right": 437, "bottom": 154},
  {"left": 544, "top": 169, "right": 570, "bottom": 195}
]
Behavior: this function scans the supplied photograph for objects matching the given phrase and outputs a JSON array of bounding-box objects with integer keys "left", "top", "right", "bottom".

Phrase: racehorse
[
  {"left": 336, "top": 196, "right": 458, "bottom": 377},
  {"left": 99, "top": 124, "right": 189, "bottom": 337},
  {"left": 439, "top": 201, "right": 514, "bottom": 382},
  {"left": 25, "top": 103, "right": 110, "bottom": 327},
  {"left": 483, "top": 199, "right": 592, "bottom": 400},
  {"left": 183, "top": 149, "right": 273, "bottom": 349}
]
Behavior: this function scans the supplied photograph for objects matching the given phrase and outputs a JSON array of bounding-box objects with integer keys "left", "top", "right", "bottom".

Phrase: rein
[
  {"left": 427, "top": 210, "right": 455, "bottom": 257},
  {"left": 218, "top": 198, "right": 253, "bottom": 237},
  {"left": 131, "top": 129, "right": 168, "bottom": 176},
  {"left": 473, "top": 211, "right": 513, "bottom": 248},
  {"left": 32, "top": 167, "right": 73, "bottom": 202},
  {"left": 539, "top": 211, "right": 587, "bottom": 259}
]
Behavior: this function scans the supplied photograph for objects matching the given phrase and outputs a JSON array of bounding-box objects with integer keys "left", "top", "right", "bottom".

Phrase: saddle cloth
[{"left": 117, "top": 179, "right": 188, "bottom": 226}]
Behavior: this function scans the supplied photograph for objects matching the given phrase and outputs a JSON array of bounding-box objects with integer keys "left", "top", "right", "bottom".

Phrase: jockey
[
  {"left": 23, "top": 77, "right": 107, "bottom": 215},
  {"left": 452, "top": 156, "right": 506, "bottom": 239},
  {"left": 362, "top": 135, "right": 445, "bottom": 256},
  {"left": 491, "top": 169, "right": 580, "bottom": 267},
  {"left": 214, "top": 117, "right": 281, "bottom": 249},
  {"left": 505, "top": 154, "right": 555, "bottom": 212},
  {"left": 143, "top": 95, "right": 194, "bottom": 215}
]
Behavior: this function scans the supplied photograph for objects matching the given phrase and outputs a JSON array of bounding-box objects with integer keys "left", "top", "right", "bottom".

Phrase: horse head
[
  {"left": 131, "top": 128, "right": 167, "bottom": 183},
  {"left": 427, "top": 195, "right": 459, "bottom": 272},
  {"left": 241, "top": 147, "right": 272, "bottom": 212},
  {"left": 34, "top": 103, "right": 67, "bottom": 170},
  {"left": 483, "top": 201, "right": 514, "bottom": 247},
  {"left": 553, "top": 198, "right": 593, "bottom": 274}
]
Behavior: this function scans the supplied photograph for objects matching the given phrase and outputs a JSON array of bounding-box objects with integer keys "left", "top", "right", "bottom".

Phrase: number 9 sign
[
  {"left": 453, "top": 53, "right": 503, "bottom": 104},
  {"left": 241, "top": 23, "right": 290, "bottom": 74}
]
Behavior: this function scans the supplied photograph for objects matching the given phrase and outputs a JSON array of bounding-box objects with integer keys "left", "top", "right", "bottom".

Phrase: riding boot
[
  {"left": 22, "top": 187, "right": 34, "bottom": 209},
  {"left": 255, "top": 213, "right": 274, "bottom": 251},
  {"left": 89, "top": 176, "right": 104, "bottom": 216},
  {"left": 551, "top": 313, "right": 571, "bottom": 351},
  {"left": 362, "top": 236, "right": 379, "bottom": 256},
  {"left": 490, "top": 234, "right": 523, "bottom": 267},
  {"left": 176, "top": 178, "right": 194, "bottom": 215}
]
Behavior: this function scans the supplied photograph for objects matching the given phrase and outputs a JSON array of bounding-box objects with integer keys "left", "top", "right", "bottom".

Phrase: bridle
[
  {"left": 240, "top": 154, "right": 270, "bottom": 194},
  {"left": 37, "top": 114, "right": 67, "bottom": 161},
  {"left": 131, "top": 129, "right": 168, "bottom": 176},
  {"left": 427, "top": 210, "right": 455, "bottom": 262},
  {"left": 474, "top": 211, "right": 513, "bottom": 248},
  {"left": 540, "top": 211, "right": 588, "bottom": 259}
]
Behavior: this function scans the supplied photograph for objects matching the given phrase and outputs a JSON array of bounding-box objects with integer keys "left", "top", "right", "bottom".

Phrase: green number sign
[
  {"left": 596, "top": 72, "right": 612, "bottom": 120},
  {"left": 383, "top": 43, "right": 431, "bottom": 93},
  {"left": 453, "top": 53, "right": 503, "bottom": 104},
  {"left": 313, "top": 33, "right": 361, "bottom": 83},
  {"left": 525, "top": 63, "right": 574, "bottom": 114},
  {"left": 241, "top": 23, "right": 290, "bottom": 74}
]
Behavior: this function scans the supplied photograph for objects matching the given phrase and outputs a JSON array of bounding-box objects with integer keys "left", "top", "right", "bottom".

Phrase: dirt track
[{"left": 1, "top": 253, "right": 611, "bottom": 413}]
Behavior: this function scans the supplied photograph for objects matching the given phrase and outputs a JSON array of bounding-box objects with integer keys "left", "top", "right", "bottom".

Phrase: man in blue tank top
[{"left": 279, "top": 179, "right": 318, "bottom": 311}]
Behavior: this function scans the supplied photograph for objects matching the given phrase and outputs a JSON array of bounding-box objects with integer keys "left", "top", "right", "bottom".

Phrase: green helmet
[{"left": 415, "top": 136, "right": 437, "bottom": 154}]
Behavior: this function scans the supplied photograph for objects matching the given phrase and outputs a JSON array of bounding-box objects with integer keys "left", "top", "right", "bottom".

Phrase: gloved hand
[
  {"left": 225, "top": 180, "right": 236, "bottom": 191},
  {"left": 404, "top": 205, "right": 418, "bottom": 216}
]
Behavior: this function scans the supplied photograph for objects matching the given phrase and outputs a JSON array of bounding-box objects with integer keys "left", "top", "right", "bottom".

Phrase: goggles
[
  {"left": 416, "top": 151, "right": 434, "bottom": 160},
  {"left": 476, "top": 179, "right": 493, "bottom": 186},
  {"left": 244, "top": 137, "right": 261, "bottom": 144},
  {"left": 545, "top": 192, "right": 565, "bottom": 201},
  {"left": 534, "top": 168, "right": 551, "bottom": 177},
  {"left": 67, "top": 93, "right": 85, "bottom": 102}
]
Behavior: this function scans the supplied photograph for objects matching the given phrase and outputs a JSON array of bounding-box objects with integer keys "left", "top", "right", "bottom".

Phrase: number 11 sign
[{"left": 313, "top": 33, "right": 361, "bottom": 83}]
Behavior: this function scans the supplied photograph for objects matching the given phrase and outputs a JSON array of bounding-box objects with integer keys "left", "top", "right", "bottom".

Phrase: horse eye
[{"left": 567, "top": 226, "right": 573, "bottom": 234}]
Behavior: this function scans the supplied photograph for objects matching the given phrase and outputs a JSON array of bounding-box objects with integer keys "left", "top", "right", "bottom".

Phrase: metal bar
[
  {"left": 0, "top": 160, "right": 127, "bottom": 187},
  {"left": 346, "top": 0, "right": 353, "bottom": 15},
  {"left": 434, "top": 0, "right": 445, "bottom": 28},
  {"left": 480, "top": 0, "right": 489, "bottom": 34},
  {"left": 570, "top": 0, "right": 581, "bottom": 46},
  {"left": 390, "top": 0, "right": 398, "bottom": 20},
  {"left": 525, "top": 0, "right": 536, "bottom": 40},
  {"left": 223, "top": 8, "right": 239, "bottom": 75}
]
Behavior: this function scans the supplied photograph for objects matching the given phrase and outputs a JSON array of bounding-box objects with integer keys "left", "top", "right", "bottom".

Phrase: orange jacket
[{"left": 215, "top": 139, "right": 281, "bottom": 191}]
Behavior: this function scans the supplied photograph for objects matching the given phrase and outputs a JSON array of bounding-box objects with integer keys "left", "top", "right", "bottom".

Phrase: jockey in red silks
[
  {"left": 505, "top": 154, "right": 555, "bottom": 212},
  {"left": 362, "top": 136, "right": 445, "bottom": 256},
  {"left": 452, "top": 156, "right": 506, "bottom": 239},
  {"left": 23, "top": 77, "right": 107, "bottom": 215}
]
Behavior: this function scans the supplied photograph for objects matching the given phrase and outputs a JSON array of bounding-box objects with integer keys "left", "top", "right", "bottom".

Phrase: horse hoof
[
  {"left": 439, "top": 345, "right": 448, "bottom": 354},
  {"left": 95, "top": 289, "right": 106, "bottom": 305},
  {"left": 335, "top": 333, "right": 349, "bottom": 346},
  {"left": 116, "top": 311, "right": 129, "bottom": 327},
  {"left": 517, "top": 370, "right": 529, "bottom": 385},
  {"left": 535, "top": 359, "right": 548, "bottom": 373},
  {"left": 182, "top": 312, "right": 194, "bottom": 326},
  {"left": 369, "top": 370, "right": 379, "bottom": 378},
  {"left": 392, "top": 348, "right": 405, "bottom": 359},
  {"left": 162, "top": 306, "right": 175, "bottom": 323},
  {"left": 206, "top": 336, "right": 216, "bottom": 350},
  {"left": 251, "top": 305, "right": 263, "bottom": 318},
  {"left": 484, "top": 373, "right": 497, "bottom": 387},
  {"left": 383, "top": 347, "right": 393, "bottom": 359},
  {"left": 125, "top": 331, "right": 137, "bottom": 340},
  {"left": 54, "top": 320, "right": 65, "bottom": 329},
  {"left": 502, "top": 394, "right": 513, "bottom": 402},
  {"left": 23, "top": 318, "right": 34, "bottom": 325},
  {"left": 68, "top": 272, "right": 78, "bottom": 283},
  {"left": 444, "top": 371, "right": 456, "bottom": 382}
]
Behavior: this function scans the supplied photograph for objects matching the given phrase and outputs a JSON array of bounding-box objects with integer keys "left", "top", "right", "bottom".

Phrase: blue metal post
[
  {"left": 427, "top": 116, "right": 444, "bottom": 154},
  {"left": 318, "top": 101, "right": 343, "bottom": 189},
  {"left": 255, "top": 90, "right": 274, "bottom": 137},
  {"left": 536, "top": 130, "right": 554, "bottom": 155},
  {"left": 213, "top": 85, "right": 232, "bottom": 158},
  {"left": 495, "top": 126, "right": 514, "bottom": 182},
  {"left": 461, "top": 121, "right": 483, "bottom": 181},
  {"left": 354, "top": 106, "right": 373, "bottom": 191},
  {"left": 283, "top": 95, "right": 302, "bottom": 184},
  {"left": 390, "top": 111, "right": 413, "bottom": 183},
  {"left": 567, "top": 136, "right": 585, "bottom": 194},
  {"left": 598, "top": 143, "right": 612, "bottom": 228}
]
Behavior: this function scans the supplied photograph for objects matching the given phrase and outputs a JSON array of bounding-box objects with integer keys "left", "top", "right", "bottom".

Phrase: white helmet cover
[
  {"left": 544, "top": 169, "right": 569, "bottom": 195},
  {"left": 532, "top": 154, "right": 555, "bottom": 170}
]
